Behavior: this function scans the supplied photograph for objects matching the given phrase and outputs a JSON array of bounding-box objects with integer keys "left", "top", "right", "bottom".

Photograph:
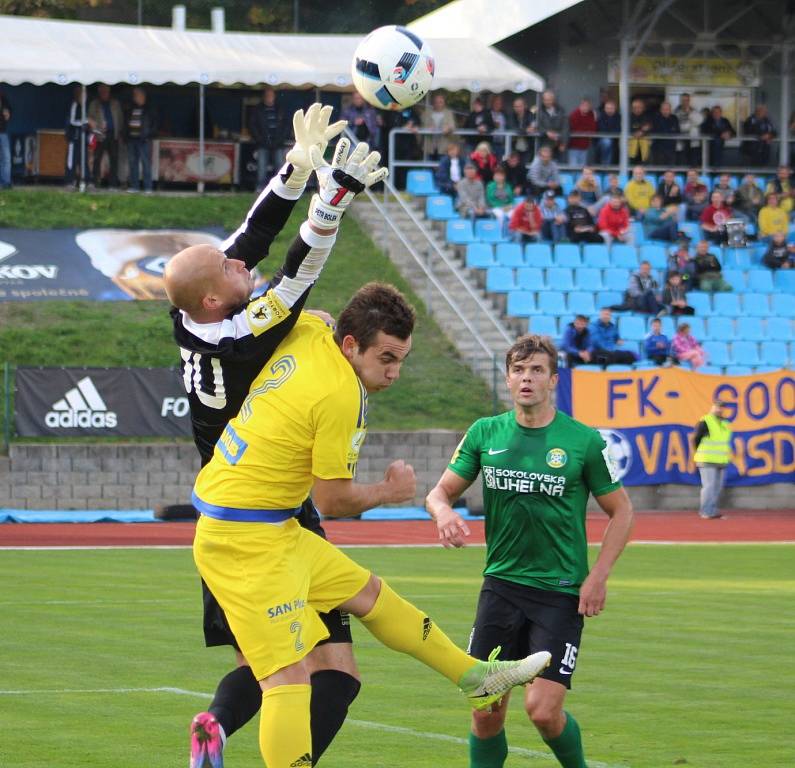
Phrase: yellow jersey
[{"left": 193, "top": 313, "right": 368, "bottom": 518}]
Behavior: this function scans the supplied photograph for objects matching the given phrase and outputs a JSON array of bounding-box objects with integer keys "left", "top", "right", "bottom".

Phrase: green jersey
[{"left": 448, "top": 410, "right": 621, "bottom": 595}]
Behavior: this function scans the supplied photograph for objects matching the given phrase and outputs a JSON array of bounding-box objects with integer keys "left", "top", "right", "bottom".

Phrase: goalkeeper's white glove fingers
[{"left": 282, "top": 103, "right": 347, "bottom": 191}]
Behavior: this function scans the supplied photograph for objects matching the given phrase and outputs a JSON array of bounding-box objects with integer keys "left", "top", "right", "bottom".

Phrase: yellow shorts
[{"left": 193, "top": 515, "right": 370, "bottom": 680}]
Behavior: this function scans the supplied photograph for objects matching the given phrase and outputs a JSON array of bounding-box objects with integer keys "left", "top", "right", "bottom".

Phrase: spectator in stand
[
  {"left": 486, "top": 165, "right": 515, "bottom": 233},
  {"left": 124, "top": 87, "right": 157, "bottom": 193},
  {"left": 700, "top": 190, "right": 733, "bottom": 243},
  {"left": 574, "top": 166, "right": 601, "bottom": 205},
  {"left": 712, "top": 173, "right": 737, "bottom": 208},
  {"left": 765, "top": 166, "right": 794, "bottom": 215},
  {"left": 662, "top": 271, "right": 695, "bottom": 315},
  {"left": 684, "top": 169, "right": 708, "bottom": 201},
  {"left": 568, "top": 97, "right": 597, "bottom": 167},
  {"left": 465, "top": 96, "right": 495, "bottom": 151},
  {"left": 628, "top": 98, "right": 652, "bottom": 164},
  {"left": 686, "top": 186, "right": 709, "bottom": 222},
  {"left": 652, "top": 101, "right": 680, "bottom": 166},
  {"left": 561, "top": 315, "right": 593, "bottom": 367},
  {"left": 488, "top": 94, "right": 508, "bottom": 157},
  {"left": 456, "top": 162, "right": 488, "bottom": 221},
  {"left": 734, "top": 173, "right": 765, "bottom": 220},
  {"left": 589, "top": 308, "right": 637, "bottom": 367},
  {"left": 596, "top": 99, "right": 620, "bottom": 165},
  {"left": 88, "top": 83, "right": 123, "bottom": 188},
  {"left": 693, "top": 239, "right": 731, "bottom": 291},
  {"left": 341, "top": 90, "right": 379, "bottom": 146},
  {"left": 504, "top": 150, "right": 527, "bottom": 197},
  {"left": 700, "top": 105, "right": 734, "bottom": 167},
  {"left": 674, "top": 93, "right": 702, "bottom": 166},
  {"left": 666, "top": 240, "right": 697, "bottom": 286},
  {"left": 625, "top": 165, "right": 655, "bottom": 216},
  {"left": 540, "top": 190, "right": 567, "bottom": 243},
  {"left": 657, "top": 170, "right": 683, "bottom": 206},
  {"left": 564, "top": 189, "right": 602, "bottom": 243},
  {"left": 758, "top": 193, "right": 790, "bottom": 241},
  {"left": 469, "top": 141, "right": 498, "bottom": 184},
  {"left": 597, "top": 192, "right": 632, "bottom": 245},
  {"left": 590, "top": 173, "right": 623, "bottom": 217},
  {"left": 763, "top": 232, "right": 795, "bottom": 269},
  {"left": 627, "top": 260, "right": 663, "bottom": 314},
  {"left": 671, "top": 322, "right": 707, "bottom": 369},
  {"left": 507, "top": 97, "right": 533, "bottom": 163},
  {"left": 533, "top": 89, "right": 568, "bottom": 158},
  {"left": 249, "top": 87, "right": 287, "bottom": 189},
  {"left": 642, "top": 194, "right": 679, "bottom": 242},
  {"left": 509, "top": 197, "right": 543, "bottom": 243},
  {"left": 64, "top": 86, "right": 89, "bottom": 188},
  {"left": 527, "top": 145, "right": 562, "bottom": 198},
  {"left": 742, "top": 104, "right": 776, "bottom": 167},
  {"left": 0, "top": 88, "right": 11, "bottom": 189},
  {"left": 421, "top": 92, "right": 456, "bottom": 160},
  {"left": 644, "top": 318, "right": 671, "bottom": 365},
  {"left": 435, "top": 141, "right": 463, "bottom": 196}
]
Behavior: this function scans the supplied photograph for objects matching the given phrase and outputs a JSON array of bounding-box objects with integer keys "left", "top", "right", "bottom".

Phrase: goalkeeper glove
[{"left": 282, "top": 103, "right": 347, "bottom": 191}]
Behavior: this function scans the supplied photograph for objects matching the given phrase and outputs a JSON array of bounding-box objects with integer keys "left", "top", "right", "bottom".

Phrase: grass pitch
[{"left": 1, "top": 543, "right": 792, "bottom": 767}]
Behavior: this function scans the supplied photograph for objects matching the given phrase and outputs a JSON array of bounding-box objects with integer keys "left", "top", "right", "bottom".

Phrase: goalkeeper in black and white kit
[{"left": 162, "top": 104, "right": 387, "bottom": 768}]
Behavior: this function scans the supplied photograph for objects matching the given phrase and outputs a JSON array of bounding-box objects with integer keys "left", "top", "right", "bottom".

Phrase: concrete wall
[{"left": 0, "top": 438, "right": 791, "bottom": 513}]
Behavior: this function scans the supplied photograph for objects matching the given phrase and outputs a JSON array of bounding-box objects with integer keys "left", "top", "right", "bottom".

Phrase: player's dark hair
[
  {"left": 334, "top": 282, "right": 416, "bottom": 352},
  {"left": 505, "top": 334, "right": 558, "bottom": 374}
]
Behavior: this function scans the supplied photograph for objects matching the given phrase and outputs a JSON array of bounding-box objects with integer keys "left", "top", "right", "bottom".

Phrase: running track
[{"left": 1, "top": 510, "right": 794, "bottom": 547}]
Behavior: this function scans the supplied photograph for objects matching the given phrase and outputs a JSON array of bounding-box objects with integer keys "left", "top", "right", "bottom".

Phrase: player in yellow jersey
[{"left": 192, "top": 280, "right": 553, "bottom": 768}]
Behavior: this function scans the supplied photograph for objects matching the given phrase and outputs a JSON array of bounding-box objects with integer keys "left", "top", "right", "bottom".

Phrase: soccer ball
[
  {"left": 351, "top": 25, "right": 434, "bottom": 110},
  {"left": 597, "top": 428, "right": 633, "bottom": 481}
]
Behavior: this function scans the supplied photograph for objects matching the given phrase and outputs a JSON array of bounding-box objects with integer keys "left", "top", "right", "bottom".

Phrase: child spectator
[
  {"left": 700, "top": 190, "right": 733, "bottom": 243},
  {"left": 574, "top": 166, "right": 602, "bottom": 205},
  {"left": 486, "top": 165, "right": 515, "bottom": 233},
  {"left": 435, "top": 141, "right": 462, "bottom": 196},
  {"left": 758, "top": 193, "right": 789, "bottom": 241},
  {"left": 469, "top": 141, "right": 498, "bottom": 184},
  {"left": 671, "top": 322, "right": 707, "bottom": 369},
  {"left": 662, "top": 271, "right": 695, "bottom": 315},
  {"left": 509, "top": 197, "right": 543, "bottom": 243},
  {"left": 540, "top": 190, "right": 567, "bottom": 243},
  {"left": 693, "top": 239, "right": 732, "bottom": 291},
  {"left": 644, "top": 318, "right": 671, "bottom": 364},
  {"left": 564, "top": 189, "right": 602, "bottom": 243},
  {"left": 625, "top": 165, "right": 655, "bottom": 215},
  {"left": 642, "top": 193, "right": 679, "bottom": 242},
  {"left": 597, "top": 192, "right": 632, "bottom": 245},
  {"left": 589, "top": 307, "right": 638, "bottom": 367},
  {"left": 561, "top": 314, "right": 593, "bottom": 367},
  {"left": 762, "top": 232, "right": 795, "bottom": 270},
  {"left": 456, "top": 162, "right": 488, "bottom": 221}
]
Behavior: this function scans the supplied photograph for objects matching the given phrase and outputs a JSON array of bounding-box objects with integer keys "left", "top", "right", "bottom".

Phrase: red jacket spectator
[
  {"left": 568, "top": 106, "right": 597, "bottom": 149},
  {"left": 597, "top": 202, "right": 630, "bottom": 237},
  {"left": 700, "top": 203, "right": 734, "bottom": 228},
  {"left": 509, "top": 201, "right": 543, "bottom": 236}
]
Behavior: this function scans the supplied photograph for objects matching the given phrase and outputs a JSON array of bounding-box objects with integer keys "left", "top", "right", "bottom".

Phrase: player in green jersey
[{"left": 426, "top": 334, "right": 634, "bottom": 768}]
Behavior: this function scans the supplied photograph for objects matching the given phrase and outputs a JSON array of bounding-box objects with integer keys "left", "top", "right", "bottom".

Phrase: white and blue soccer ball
[
  {"left": 598, "top": 428, "right": 633, "bottom": 481},
  {"left": 351, "top": 25, "right": 434, "bottom": 110}
]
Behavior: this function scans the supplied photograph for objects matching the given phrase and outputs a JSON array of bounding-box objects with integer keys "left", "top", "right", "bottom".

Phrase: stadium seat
[
  {"left": 736, "top": 317, "right": 765, "bottom": 342},
  {"left": 618, "top": 315, "right": 647, "bottom": 341},
  {"left": 747, "top": 270, "right": 775, "bottom": 293},
  {"left": 495, "top": 243, "right": 525, "bottom": 267},
  {"left": 631, "top": 222, "right": 645, "bottom": 245},
  {"left": 683, "top": 316, "right": 706, "bottom": 340},
  {"left": 406, "top": 169, "right": 438, "bottom": 196},
  {"left": 604, "top": 268, "right": 630, "bottom": 292},
  {"left": 712, "top": 293, "right": 741, "bottom": 317},
  {"left": 610, "top": 245, "right": 638, "bottom": 269},
  {"left": 721, "top": 269, "right": 745, "bottom": 291},
  {"left": 446, "top": 219, "right": 476, "bottom": 244},
  {"left": 606, "top": 364, "right": 634, "bottom": 372},
  {"left": 537, "top": 291, "right": 567, "bottom": 315},
  {"left": 547, "top": 267, "right": 574, "bottom": 291},
  {"left": 745, "top": 222, "right": 757, "bottom": 237},
  {"left": 706, "top": 317, "right": 734, "bottom": 342},
  {"left": 660, "top": 316, "right": 676, "bottom": 337},
  {"left": 582, "top": 244, "right": 610, "bottom": 268},
  {"left": 743, "top": 293, "right": 771, "bottom": 317},
  {"left": 774, "top": 270, "right": 795, "bottom": 293},
  {"left": 465, "top": 243, "right": 494, "bottom": 269},
  {"left": 702, "top": 342, "right": 731, "bottom": 367},
  {"left": 699, "top": 365, "right": 723, "bottom": 375},
  {"left": 639, "top": 244, "right": 667, "bottom": 270},
  {"left": 722, "top": 248, "right": 753, "bottom": 269},
  {"left": 525, "top": 243, "right": 554, "bottom": 267},
  {"left": 597, "top": 290, "right": 623, "bottom": 309},
  {"left": 760, "top": 341, "right": 789, "bottom": 368},
  {"left": 558, "top": 173, "right": 575, "bottom": 195},
  {"left": 731, "top": 341, "right": 761, "bottom": 366},
  {"left": 475, "top": 219, "right": 507, "bottom": 244},
  {"left": 425, "top": 195, "right": 456, "bottom": 221},
  {"left": 516, "top": 267, "right": 546, "bottom": 290},
  {"left": 635, "top": 359, "right": 658, "bottom": 368},
  {"left": 772, "top": 294, "right": 795, "bottom": 318},
  {"left": 687, "top": 292, "right": 713, "bottom": 316},
  {"left": 506, "top": 291, "right": 537, "bottom": 317},
  {"left": 485, "top": 267, "right": 515, "bottom": 293},
  {"left": 528, "top": 315, "right": 558, "bottom": 337},
  {"left": 574, "top": 267, "right": 603, "bottom": 291},
  {"left": 679, "top": 221, "right": 701, "bottom": 241},
  {"left": 554, "top": 244, "right": 582, "bottom": 267},
  {"left": 755, "top": 365, "right": 783, "bottom": 373},
  {"left": 567, "top": 291, "right": 597, "bottom": 316},
  {"left": 574, "top": 364, "right": 604, "bottom": 371},
  {"left": 769, "top": 320, "right": 794, "bottom": 341},
  {"left": 725, "top": 365, "right": 753, "bottom": 376}
]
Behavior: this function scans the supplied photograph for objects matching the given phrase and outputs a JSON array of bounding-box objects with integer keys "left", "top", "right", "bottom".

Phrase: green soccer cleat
[{"left": 459, "top": 646, "right": 552, "bottom": 711}]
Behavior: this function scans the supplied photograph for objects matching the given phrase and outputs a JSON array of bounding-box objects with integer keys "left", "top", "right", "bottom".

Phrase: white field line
[
  {"left": 0, "top": 597, "right": 187, "bottom": 606},
  {"left": 0, "top": 685, "right": 627, "bottom": 768}
]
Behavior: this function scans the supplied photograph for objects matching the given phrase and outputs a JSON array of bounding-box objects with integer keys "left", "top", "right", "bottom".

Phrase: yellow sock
[
  {"left": 259, "top": 684, "right": 312, "bottom": 767},
  {"left": 359, "top": 579, "right": 476, "bottom": 684}
]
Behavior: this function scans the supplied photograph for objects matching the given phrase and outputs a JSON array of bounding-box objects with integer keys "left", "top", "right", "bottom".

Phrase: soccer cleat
[
  {"left": 459, "top": 646, "right": 552, "bottom": 711},
  {"left": 189, "top": 712, "right": 224, "bottom": 768}
]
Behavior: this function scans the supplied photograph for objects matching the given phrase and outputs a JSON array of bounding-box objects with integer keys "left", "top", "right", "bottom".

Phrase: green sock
[
  {"left": 469, "top": 729, "right": 508, "bottom": 768},
  {"left": 543, "top": 712, "right": 587, "bottom": 768}
]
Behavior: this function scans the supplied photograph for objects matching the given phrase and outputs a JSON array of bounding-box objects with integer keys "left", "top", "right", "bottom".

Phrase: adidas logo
[
  {"left": 45, "top": 376, "right": 118, "bottom": 429},
  {"left": 290, "top": 753, "right": 312, "bottom": 767}
]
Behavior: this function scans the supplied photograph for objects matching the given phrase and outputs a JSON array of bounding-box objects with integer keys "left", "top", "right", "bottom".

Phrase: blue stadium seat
[
  {"left": 425, "top": 195, "right": 456, "bottom": 221},
  {"left": 528, "top": 315, "right": 559, "bottom": 337},
  {"left": 554, "top": 196, "right": 567, "bottom": 211},
  {"left": 699, "top": 365, "right": 723, "bottom": 375},
  {"left": 769, "top": 320, "right": 794, "bottom": 341},
  {"left": 446, "top": 219, "right": 476, "bottom": 244},
  {"left": 725, "top": 365, "right": 753, "bottom": 376},
  {"left": 760, "top": 341, "right": 789, "bottom": 368},
  {"left": 747, "top": 270, "right": 775, "bottom": 293},
  {"left": 635, "top": 359, "right": 659, "bottom": 369},
  {"left": 574, "top": 268, "right": 603, "bottom": 291},
  {"left": 619, "top": 315, "right": 647, "bottom": 342},
  {"left": 547, "top": 267, "right": 574, "bottom": 291},
  {"left": 736, "top": 317, "right": 765, "bottom": 342},
  {"left": 706, "top": 317, "right": 734, "bottom": 342},
  {"left": 684, "top": 316, "right": 706, "bottom": 339},
  {"left": 606, "top": 364, "right": 635, "bottom": 372},
  {"left": 537, "top": 291, "right": 567, "bottom": 315},
  {"left": 774, "top": 270, "right": 795, "bottom": 293},
  {"left": 582, "top": 244, "right": 610, "bottom": 268},
  {"left": 559, "top": 173, "right": 575, "bottom": 195},
  {"left": 745, "top": 222, "right": 757, "bottom": 237},
  {"left": 772, "top": 294, "right": 795, "bottom": 318},
  {"left": 495, "top": 243, "right": 525, "bottom": 267},
  {"left": 516, "top": 267, "right": 546, "bottom": 290},
  {"left": 567, "top": 291, "right": 597, "bottom": 316},
  {"left": 485, "top": 267, "right": 515, "bottom": 293},
  {"left": 713, "top": 293, "right": 741, "bottom": 317},
  {"left": 687, "top": 292, "right": 713, "bottom": 316},
  {"left": 406, "top": 169, "right": 438, "bottom": 196},
  {"left": 610, "top": 245, "right": 638, "bottom": 269},
  {"left": 506, "top": 291, "right": 537, "bottom": 317},
  {"left": 679, "top": 221, "right": 701, "bottom": 241},
  {"left": 604, "top": 268, "right": 630, "bottom": 292},
  {"left": 721, "top": 269, "right": 745, "bottom": 292},
  {"left": 475, "top": 218, "right": 507, "bottom": 244},
  {"left": 702, "top": 342, "right": 731, "bottom": 367},
  {"left": 743, "top": 293, "right": 771, "bottom": 317},
  {"left": 631, "top": 222, "right": 646, "bottom": 245},
  {"left": 639, "top": 244, "right": 667, "bottom": 270},
  {"left": 660, "top": 316, "right": 676, "bottom": 337},
  {"left": 525, "top": 243, "right": 554, "bottom": 267},
  {"left": 722, "top": 248, "right": 753, "bottom": 269},
  {"left": 465, "top": 243, "right": 495, "bottom": 269},
  {"left": 554, "top": 244, "right": 582, "bottom": 267},
  {"left": 597, "top": 290, "right": 623, "bottom": 308},
  {"left": 731, "top": 341, "right": 761, "bottom": 366},
  {"left": 755, "top": 365, "right": 783, "bottom": 373}
]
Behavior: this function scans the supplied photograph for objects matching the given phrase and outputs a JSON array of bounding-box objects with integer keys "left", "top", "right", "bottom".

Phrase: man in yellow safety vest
[{"left": 692, "top": 400, "right": 732, "bottom": 519}]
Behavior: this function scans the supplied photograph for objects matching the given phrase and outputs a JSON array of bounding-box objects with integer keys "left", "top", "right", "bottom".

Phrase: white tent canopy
[{"left": 0, "top": 14, "right": 543, "bottom": 93}]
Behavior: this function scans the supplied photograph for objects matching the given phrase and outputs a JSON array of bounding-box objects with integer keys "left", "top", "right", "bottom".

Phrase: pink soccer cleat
[{"left": 189, "top": 712, "right": 224, "bottom": 768}]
